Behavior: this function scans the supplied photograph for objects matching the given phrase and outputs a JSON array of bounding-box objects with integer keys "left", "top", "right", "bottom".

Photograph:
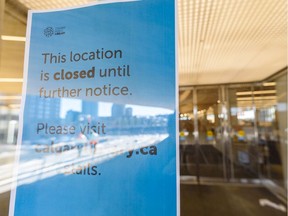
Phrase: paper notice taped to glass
[{"left": 9, "top": 0, "right": 179, "bottom": 216}]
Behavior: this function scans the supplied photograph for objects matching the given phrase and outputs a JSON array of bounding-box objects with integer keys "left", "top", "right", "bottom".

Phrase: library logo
[
  {"left": 44, "top": 27, "right": 54, "bottom": 37},
  {"left": 44, "top": 26, "right": 66, "bottom": 37}
]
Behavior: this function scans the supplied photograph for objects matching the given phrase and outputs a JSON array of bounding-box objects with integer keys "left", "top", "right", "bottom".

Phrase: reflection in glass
[{"left": 10, "top": 95, "right": 175, "bottom": 194}]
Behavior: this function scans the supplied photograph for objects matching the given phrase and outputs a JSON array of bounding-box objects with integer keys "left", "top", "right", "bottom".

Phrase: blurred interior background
[{"left": 0, "top": 0, "right": 287, "bottom": 215}]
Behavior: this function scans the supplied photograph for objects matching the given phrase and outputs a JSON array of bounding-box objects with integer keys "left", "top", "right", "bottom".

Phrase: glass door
[
  {"left": 179, "top": 88, "right": 194, "bottom": 176},
  {"left": 179, "top": 87, "right": 230, "bottom": 180},
  {"left": 228, "top": 79, "right": 287, "bottom": 196},
  {"left": 228, "top": 86, "right": 260, "bottom": 179},
  {"left": 195, "top": 88, "right": 227, "bottom": 179},
  {"left": 257, "top": 78, "right": 286, "bottom": 190}
]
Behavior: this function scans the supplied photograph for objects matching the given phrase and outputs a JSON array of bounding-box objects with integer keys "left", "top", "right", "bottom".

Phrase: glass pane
[
  {"left": 228, "top": 86, "right": 259, "bottom": 179},
  {"left": 259, "top": 76, "right": 287, "bottom": 189},
  {"left": 179, "top": 89, "right": 194, "bottom": 176},
  {"left": 196, "top": 88, "right": 224, "bottom": 178}
]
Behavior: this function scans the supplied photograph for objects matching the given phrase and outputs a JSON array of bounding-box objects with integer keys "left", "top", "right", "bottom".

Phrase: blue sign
[{"left": 10, "top": 1, "right": 178, "bottom": 215}]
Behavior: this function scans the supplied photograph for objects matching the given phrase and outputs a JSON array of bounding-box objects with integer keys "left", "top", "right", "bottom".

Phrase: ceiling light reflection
[
  {"left": 0, "top": 96, "right": 22, "bottom": 100},
  {"left": 1, "top": 35, "right": 26, "bottom": 42},
  {"left": 0, "top": 78, "right": 23, "bottom": 83}
]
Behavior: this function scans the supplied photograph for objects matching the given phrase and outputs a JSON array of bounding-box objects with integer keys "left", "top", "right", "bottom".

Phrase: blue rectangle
[{"left": 10, "top": 1, "right": 178, "bottom": 215}]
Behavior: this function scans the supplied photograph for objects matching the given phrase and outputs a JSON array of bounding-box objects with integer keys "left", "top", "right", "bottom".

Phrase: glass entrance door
[
  {"left": 180, "top": 77, "right": 287, "bottom": 197},
  {"left": 179, "top": 87, "right": 230, "bottom": 180},
  {"left": 195, "top": 88, "right": 227, "bottom": 179},
  {"left": 228, "top": 86, "right": 260, "bottom": 179}
]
